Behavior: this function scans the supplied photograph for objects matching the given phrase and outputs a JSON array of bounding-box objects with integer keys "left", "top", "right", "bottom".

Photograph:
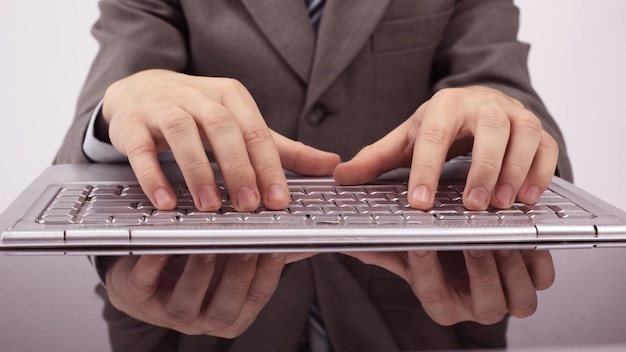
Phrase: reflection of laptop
[{"left": 2, "top": 157, "right": 626, "bottom": 255}]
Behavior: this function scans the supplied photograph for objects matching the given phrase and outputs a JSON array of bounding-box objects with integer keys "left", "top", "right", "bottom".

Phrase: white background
[{"left": 1, "top": 1, "right": 625, "bottom": 351}]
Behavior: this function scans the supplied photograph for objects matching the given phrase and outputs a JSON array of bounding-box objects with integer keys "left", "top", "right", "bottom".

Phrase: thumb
[{"left": 271, "top": 131, "right": 341, "bottom": 176}]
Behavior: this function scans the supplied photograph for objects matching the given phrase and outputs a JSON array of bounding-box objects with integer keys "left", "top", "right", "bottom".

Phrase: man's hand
[
  {"left": 336, "top": 86, "right": 559, "bottom": 325},
  {"left": 103, "top": 69, "right": 340, "bottom": 212},
  {"left": 100, "top": 70, "right": 340, "bottom": 337},
  {"left": 346, "top": 249, "right": 555, "bottom": 325},
  {"left": 105, "top": 253, "right": 291, "bottom": 337},
  {"left": 334, "top": 85, "right": 559, "bottom": 211}
]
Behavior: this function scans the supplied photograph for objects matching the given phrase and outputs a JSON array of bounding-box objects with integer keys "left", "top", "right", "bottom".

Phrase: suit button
[{"left": 308, "top": 104, "right": 328, "bottom": 126}]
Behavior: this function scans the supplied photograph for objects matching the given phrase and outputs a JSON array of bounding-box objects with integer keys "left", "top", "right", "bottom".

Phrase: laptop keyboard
[{"left": 37, "top": 182, "right": 596, "bottom": 226}]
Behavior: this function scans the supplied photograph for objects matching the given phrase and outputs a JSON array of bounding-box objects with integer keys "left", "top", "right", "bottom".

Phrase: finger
[
  {"left": 517, "top": 131, "right": 560, "bottom": 205},
  {"left": 332, "top": 122, "right": 412, "bottom": 185},
  {"left": 407, "top": 251, "right": 472, "bottom": 325},
  {"left": 408, "top": 101, "right": 460, "bottom": 210},
  {"left": 201, "top": 253, "right": 258, "bottom": 333},
  {"left": 224, "top": 253, "right": 287, "bottom": 336},
  {"left": 239, "top": 122, "right": 290, "bottom": 210},
  {"left": 493, "top": 250, "right": 537, "bottom": 318},
  {"left": 463, "top": 250, "right": 508, "bottom": 325},
  {"left": 272, "top": 131, "right": 341, "bottom": 176},
  {"left": 158, "top": 107, "right": 223, "bottom": 211},
  {"left": 491, "top": 108, "right": 543, "bottom": 209},
  {"left": 218, "top": 80, "right": 290, "bottom": 210},
  {"left": 125, "top": 255, "right": 172, "bottom": 302},
  {"left": 163, "top": 254, "right": 218, "bottom": 328},
  {"left": 520, "top": 250, "right": 555, "bottom": 290},
  {"left": 190, "top": 100, "right": 261, "bottom": 212},
  {"left": 462, "top": 104, "right": 511, "bottom": 210},
  {"left": 114, "top": 120, "right": 177, "bottom": 210}
]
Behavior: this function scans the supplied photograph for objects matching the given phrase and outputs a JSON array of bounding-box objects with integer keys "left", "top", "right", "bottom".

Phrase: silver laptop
[{"left": 2, "top": 157, "right": 626, "bottom": 255}]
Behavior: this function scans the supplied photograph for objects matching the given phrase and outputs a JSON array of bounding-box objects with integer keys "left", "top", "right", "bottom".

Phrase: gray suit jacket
[{"left": 56, "top": 0, "right": 573, "bottom": 350}]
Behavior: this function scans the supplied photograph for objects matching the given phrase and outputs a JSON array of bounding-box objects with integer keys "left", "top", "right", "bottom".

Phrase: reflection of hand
[
  {"left": 105, "top": 253, "right": 291, "bottom": 337},
  {"left": 103, "top": 69, "right": 340, "bottom": 212},
  {"left": 334, "top": 86, "right": 559, "bottom": 211},
  {"left": 346, "top": 249, "right": 554, "bottom": 325}
]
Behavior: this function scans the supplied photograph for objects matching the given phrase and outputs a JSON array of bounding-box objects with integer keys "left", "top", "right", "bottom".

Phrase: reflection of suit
[{"left": 56, "top": 0, "right": 573, "bottom": 350}]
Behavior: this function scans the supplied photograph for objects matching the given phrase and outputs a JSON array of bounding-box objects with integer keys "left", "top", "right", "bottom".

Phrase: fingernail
[
  {"left": 468, "top": 188, "right": 489, "bottom": 208},
  {"left": 469, "top": 249, "right": 486, "bottom": 258},
  {"left": 269, "top": 252, "right": 287, "bottom": 260},
  {"left": 200, "top": 253, "right": 217, "bottom": 263},
  {"left": 410, "top": 185, "right": 431, "bottom": 205},
  {"left": 495, "top": 184, "right": 514, "bottom": 207},
  {"left": 525, "top": 185, "right": 542, "bottom": 204},
  {"left": 153, "top": 188, "right": 172, "bottom": 208},
  {"left": 266, "top": 184, "right": 288, "bottom": 205},
  {"left": 198, "top": 186, "right": 221, "bottom": 210},
  {"left": 239, "top": 253, "right": 256, "bottom": 262},
  {"left": 412, "top": 250, "right": 430, "bottom": 257},
  {"left": 236, "top": 187, "right": 259, "bottom": 210}
]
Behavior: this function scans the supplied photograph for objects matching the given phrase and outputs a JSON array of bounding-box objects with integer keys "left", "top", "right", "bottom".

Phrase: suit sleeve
[
  {"left": 54, "top": 0, "right": 188, "bottom": 165},
  {"left": 432, "top": 0, "right": 573, "bottom": 181}
]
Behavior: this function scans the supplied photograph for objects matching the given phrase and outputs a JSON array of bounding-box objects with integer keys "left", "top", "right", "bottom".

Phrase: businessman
[{"left": 55, "top": 0, "right": 573, "bottom": 351}]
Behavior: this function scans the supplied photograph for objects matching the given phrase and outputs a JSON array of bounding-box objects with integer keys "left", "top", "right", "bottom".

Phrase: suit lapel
[
  {"left": 306, "top": 0, "right": 391, "bottom": 106},
  {"left": 241, "top": 0, "right": 315, "bottom": 83}
]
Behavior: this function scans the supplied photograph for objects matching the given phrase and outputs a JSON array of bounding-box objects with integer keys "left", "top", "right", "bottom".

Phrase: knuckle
[
  {"left": 254, "top": 158, "right": 278, "bottom": 177},
  {"left": 160, "top": 111, "right": 195, "bottom": 137},
  {"left": 180, "top": 158, "right": 210, "bottom": 177},
  {"left": 220, "top": 77, "right": 246, "bottom": 92},
  {"left": 218, "top": 78, "right": 251, "bottom": 102},
  {"left": 200, "top": 107, "right": 237, "bottom": 135},
  {"left": 474, "top": 153, "right": 500, "bottom": 173},
  {"left": 224, "top": 275, "right": 251, "bottom": 292},
  {"left": 501, "top": 265, "right": 528, "bottom": 285},
  {"left": 163, "top": 305, "right": 196, "bottom": 327},
  {"left": 413, "top": 161, "right": 441, "bottom": 176},
  {"left": 478, "top": 108, "right": 509, "bottom": 130},
  {"left": 515, "top": 111, "right": 543, "bottom": 134},
  {"left": 416, "top": 288, "right": 447, "bottom": 306},
  {"left": 127, "top": 276, "right": 157, "bottom": 300},
  {"left": 134, "top": 165, "right": 163, "bottom": 186},
  {"left": 242, "top": 124, "right": 272, "bottom": 147},
  {"left": 181, "top": 273, "right": 212, "bottom": 292},
  {"left": 505, "top": 155, "right": 529, "bottom": 175},
  {"left": 204, "top": 309, "right": 239, "bottom": 331},
  {"left": 474, "top": 273, "right": 500, "bottom": 291},
  {"left": 125, "top": 137, "right": 157, "bottom": 158},
  {"left": 432, "top": 87, "right": 460, "bottom": 102},
  {"left": 220, "top": 157, "right": 251, "bottom": 175},
  {"left": 246, "top": 289, "right": 271, "bottom": 306},
  {"left": 540, "top": 133, "right": 560, "bottom": 154},
  {"left": 417, "top": 125, "right": 449, "bottom": 146}
]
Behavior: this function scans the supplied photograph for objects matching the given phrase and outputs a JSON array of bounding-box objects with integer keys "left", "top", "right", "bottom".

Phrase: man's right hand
[{"left": 102, "top": 69, "right": 341, "bottom": 212}]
